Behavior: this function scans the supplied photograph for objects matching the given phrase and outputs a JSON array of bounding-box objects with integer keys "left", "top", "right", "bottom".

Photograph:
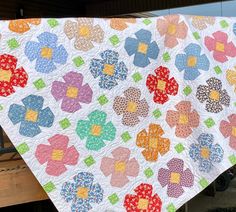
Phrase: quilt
[{"left": 0, "top": 15, "right": 236, "bottom": 212}]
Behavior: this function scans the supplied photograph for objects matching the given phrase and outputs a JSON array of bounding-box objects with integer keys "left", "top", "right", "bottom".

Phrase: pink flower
[
  {"left": 35, "top": 134, "right": 79, "bottom": 176},
  {"left": 100, "top": 147, "right": 139, "bottom": 188},
  {"left": 220, "top": 114, "right": 236, "bottom": 150},
  {"left": 205, "top": 31, "right": 236, "bottom": 63},
  {"left": 156, "top": 14, "right": 188, "bottom": 48}
]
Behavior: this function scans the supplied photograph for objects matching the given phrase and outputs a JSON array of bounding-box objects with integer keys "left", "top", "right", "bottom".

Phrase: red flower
[
  {"left": 146, "top": 66, "right": 178, "bottom": 104},
  {"left": 0, "top": 54, "right": 28, "bottom": 97},
  {"left": 124, "top": 183, "right": 162, "bottom": 212}
]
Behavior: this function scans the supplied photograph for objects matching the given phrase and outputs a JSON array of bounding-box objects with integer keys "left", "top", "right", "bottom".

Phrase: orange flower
[
  {"left": 9, "top": 18, "right": 41, "bottom": 34},
  {"left": 136, "top": 123, "right": 170, "bottom": 162},
  {"left": 110, "top": 18, "right": 136, "bottom": 31}
]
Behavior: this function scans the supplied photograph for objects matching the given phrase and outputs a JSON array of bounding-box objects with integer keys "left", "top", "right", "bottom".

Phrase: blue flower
[
  {"left": 25, "top": 32, "right": 68, "bottom": 73},
  {"left": 124, "top": 29, "right": 159, "bottom": 68},
  {"left": 234, "top": 23, "right": 236, "bottom": 36},
  {"left": 61, "top": 172, "right": 103, "bottom": 212},
  {"left": 8, "top": 95, "right": 54, "bottom": 137},
  {"left": 89, "top": 50, "right": 128, "bottom": 90},
  {"left": 189, "top": 133, "right": 224, "bottom": 173},
  {"left": 175, "top": 43, "right": 210, "bottom": 80}
]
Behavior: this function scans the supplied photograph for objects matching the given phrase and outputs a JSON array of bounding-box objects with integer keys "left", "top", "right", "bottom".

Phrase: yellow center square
[
  {"left": 79, "top": 26, "right": 90, "bottom": 37},
  {"left": 66, "top": 86, "right": 79, "bottom": 99},
  {"left": 179, "top": 114, "right": 188, "bottom": 125},
  {"left": 103, "top": 64, "right": 115, "bottom": 76},
  {"left": 137, "top": 198, "right": 149, "bottom": 210},
  {"left": 170, "top": 172, "right": 181, "bottom": 184},
  {"left": 138, "top": 42, "right": 148, "bottom": 54},
  {"left": 0, "top": 69, "right": 12, "bottom": 82},
  {"left": 149, "top": 137, "right": 158, "bottom": 149},
  {"left": 157, "top": 80, "right": 166, "bottom": 91},
  {"left": 77, "top": 187, "right": 89, "bottom": 199},
  {"left": 215, "top": 42, "right": 225, "bottom": 52},
  {"left": 209, "top": 90, "right": 220, "bottom": 101},
  {"left": 91, "top": 125, "right": 102, "bottom": 136},
  {"left": 115, "top": 161, "right": 126, "bottom": 173},
  {"left": 232, "top": 127, "right": 236, "bottom": 137},
  {"left": 51, "top": 149, "right": 64, "bottom": 161},
  {"left": 127, "top": 101, "right": 137, "bottom": 113},
  {"left": 201, "top": 147, "right": 210, "bottom": 159},
  {"left": 187, "top": 56, "right": 197, "bottom": 67},
  {"left": 25, "top": 110, "right": 38, "bottom": 122},
  {"left": 41, "top": 47, "right": 53, "bottom": 59},
  {"left": 167, "top": 24, "right": 176, "bottom": 35}
]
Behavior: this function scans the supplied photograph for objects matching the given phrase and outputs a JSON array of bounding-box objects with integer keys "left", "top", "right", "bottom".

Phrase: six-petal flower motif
[
  {"left": 89, "top": 50, "right": 128, "bottom": 90},
  {"left": 189, "top": 133, "right": 224, "bottom": 172},
  {"left": 25, "top": 32, "right": 68, "bottom": 73},
  {"left": 100, "top": 147, "right": 139, "bottom": 187},
  {"left": 196, "top": 77, "right": 230, "bottom": 113},
  {"left": 124, "top": 183, "right": 162, "bottom": 212},
  {"left": 226, "top": 67, "right": 236, "bottom": 93},
  {"left": 8, "top": 95, "right": 54, "bottom": 137},
  {"left": 124, "top": 29, "right": 159, "bottom": 67},
  {"left": 146, "top": 66, "right": 179, "bottom": 104},
  {"left": 76, "top": 110, "right": 116, "bottom": 151},
  {"left": 175, "top": 43, "right": 210, "bottom": 80},
  {"left": 61, "top": 172, "right": 103, "bottom": 212},
  {"left": 35, "top": 134, "right": 79, "bottom": 176},
  {"left": 0, "top": 54, "right": 28, "bottom": 97},
  {"left": 9, "top": 18, "right": 41, "bottom": 34},
  {"left": 110, "top": 18, "right": 136, "bottom": 31},
  {"left": 158, "top": 158, "right": 194, "bottom": 198},
  {"left": 136, "top": 123, "right": 170, "bottom": 162},
  {"left": 191, "top": 16, "right": 215, "bottom": 30},
  {"left": 51, "top": 71, "right": 93, "bottom": 113}
]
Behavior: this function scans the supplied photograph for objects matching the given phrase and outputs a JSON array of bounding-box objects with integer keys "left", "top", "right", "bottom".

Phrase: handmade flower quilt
[{"left": 0, "top": 15, "right": 236, "bottom": 212}]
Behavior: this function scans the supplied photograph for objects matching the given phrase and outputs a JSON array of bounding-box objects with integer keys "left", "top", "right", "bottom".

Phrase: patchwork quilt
[{"left": 0, "top": 15, "right": 236, "bottom": 212}]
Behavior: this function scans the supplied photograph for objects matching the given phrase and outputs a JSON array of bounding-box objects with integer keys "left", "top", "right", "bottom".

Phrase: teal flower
[{"left": 76, "top": 110, "right": 116, "bottom": 151}]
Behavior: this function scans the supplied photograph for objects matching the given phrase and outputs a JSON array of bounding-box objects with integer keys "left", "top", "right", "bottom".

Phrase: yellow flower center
[
  {"left": 232, "top": 127, "right": 236, "bottom": 137},
  {"left": 215, "top": 42, "right": 225, "bottom": 52},
  {"left": 138, "top": 42, "right": 148, "bottom": 54},
  {"left": 179, "top": 114, "right": 188, "bottom": 125},
  {"left": 25, "top": 109, "right": 38, "bottom": 122},
  {"left": 167, "top": 24, "right": 177, "bottom": 35},
  {"left": 187, "top": 56, "right": 197, "bottom": 67},
  {"left": 79, "top": 26, "right": 90, "bottom": 37},
  {"left": 41, "top": 47, "right": 53, "bottom": 59},
  {"left": 0, "top": 69, "right": 12, "bottom": 82},
  {"left": 77, "top": 187, "right": 89, "bottom": 199},
  {"left": 201, "top": 147, "right": 210, "bottom": 159},
  {"left": 114, "top": 161, "right": 126, "bottom": 173},
  {"left": 90, "top": 125, "right": 102, "bottom": 136},
  {"left": 66, "top": 86, "right": 79, "bottom": 99},
  {"left": 209, "top": 90, "right": 220, "bottom": 101},
  {"left": 149, "top": 137, "right": 158, "bottom": 149},
  {"left": 51, "top": 149, "right": 64, "bottom": 161},
  {"left": 127, "top": 101, "right": 137, "bottom": 113},
  {"left": 137, "top": 198, "right": 149, "bottom": 210},
  {"left": 157, "top": 80, "right": 166, "bottom": 91},
  {"left": 103, "top": 64, "right": 115, "bottom": 76},
  {"left": 170, "top": 172, "right": 181, "bottom": 184}
]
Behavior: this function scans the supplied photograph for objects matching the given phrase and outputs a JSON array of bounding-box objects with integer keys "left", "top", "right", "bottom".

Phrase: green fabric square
[
  {"left": 214, "top": 66, "right": 222, "bottom": 74},
  {"left": 47, "top": 19, "right": 59, "bottom": 28},
  {"left": 234, "top": 102, "right": 236, "bottom": 107},
  {"left": 108, "top": 193, "right": 119, "bottom": 205},
  {"left": 143, "top": 19, "right": 152, "bottom": 25},
  {"left": 34, "top": 79, "right": 46, "bottom": 90},
  {"left": 84, "top": 155, "right": 96, "bottom": 167},
  {"left": 121, "top": 131, "right": 131, "bottom": 142},
  {"left": 175, "top": 143, "right": 185, "bottom": 153},
  {"left": 144, "top": 168, "right": 154, "bottom": 178},
  {"left": 73, "top": 56, "right": 85, "bottom": 67},
  {"left": 59, "top": 118, "right": 71, "bottom": 129},
  {"left": 8, "top": 38, "right": 20, "bottom": 50},
  {"left": 229, "top": 155, "right": 236, "bottom": 165},
  {"left": 163, "top": 52, "right": 171, "bottom": 62},
  {"left": 193, "top": 32, "right": 200, "bottom": 40},
  {"left": 183, "top": 86, "right": 192, "bottom": 96},
  {"left": 43, "top": 181, "right": 56, "bottom": 193},
  {"left": 109, "top": 35, "right": 120, "bottom": 46},
  {"left": 167, "top": 203, "right": 176, "bottom": 212},
  {"left": 16, "top": 142, "right": 29, "bottom": 155},
  {"left": 204, "top": 118, "right": 215, "bottom": 128},
  {"left": 98, "top": 95, "right": 108, "bottom": 105},
  {"left": 132, "top": 72, "right": 142, "bottom": 82},
  {"left": 199, "top": 178, "right": 209, "bottom": 189},
  {"left": 0, "top": 105, "right": 3, "bottom": 111},
  {"left": 153, "top": 109, "right": 162, "bottom": 118},
  {"left": 220, "top": 20, "right": 229, "bottom": 28}
]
